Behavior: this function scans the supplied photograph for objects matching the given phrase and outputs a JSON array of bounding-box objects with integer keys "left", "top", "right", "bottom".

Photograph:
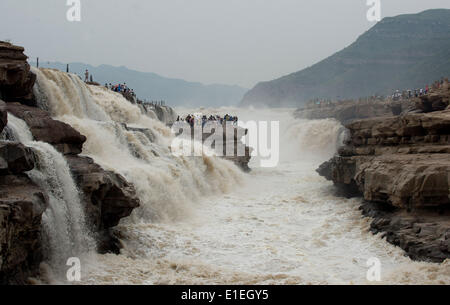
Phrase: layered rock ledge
[
  {"left": 317, "top": 86, "right": 450, "bottom": 262},
  {"left": 174, "top": 124, "right": 253, "bottom": 172},
  {"left": 0, "top": 41, "right": 35, "bottom": 105}
]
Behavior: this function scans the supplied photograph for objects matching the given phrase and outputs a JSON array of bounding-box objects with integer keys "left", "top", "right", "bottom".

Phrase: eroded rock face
[
  {"left": 220, "top": 128, "right": 252, "bottom": 173},
  {"left": 0, "top": 142, "right": 37, "bottom": 175},
  {"left": 0, "top": 146, "right": 48, "bottom": 284},
  {"left": 202, "top": 125, "right": 252, "bottom": 172},
  {"left": 0, "top": 42, "right": 36, "bottom": 105},
  {"left": 317, "top": 90, "right": 450, "bottom": 262},
  {"left": 6, "top": 102, "right": 86, "bottom": 155},
  {"left": 0, "top": 101, "right": 6, "bottom": 133},
  {"left": 416, "top": 89, "right": 450, "bottom": 113},
  {"left": 140, "top": 103, "right": 177, "bottom": 126},
  {"left": 361, "top": 202, "right": 450, "bottom": 263},
  {"left": 66, "top": 155, "right": 140, "bottom": 253},
  {"left": 295, "top": 100, "right": 398, "bottom": 125},
  {"left": 0, "top": 43, "right": 143, "bottom": 281}
]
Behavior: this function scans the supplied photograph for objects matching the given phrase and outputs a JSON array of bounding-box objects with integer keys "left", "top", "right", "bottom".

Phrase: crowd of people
[
  {"left": 177, "top": 114, "right": 239, "bottom": 127},
  {"left": 392, "top": 78, "right": 447, "bottom": 101},
  {"left": 82, "top": 69, "right": 137, "bottom": 98},
  {"left": 304, "top": 78, "right": 448, "bottom": 108},
  {"left": 104, "top": 82, "right": 136, "bottom": 97}
]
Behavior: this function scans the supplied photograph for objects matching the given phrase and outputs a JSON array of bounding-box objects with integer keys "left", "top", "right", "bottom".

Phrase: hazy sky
[{"left": 1, "top": 0, "right": 449, "bottom": 88}]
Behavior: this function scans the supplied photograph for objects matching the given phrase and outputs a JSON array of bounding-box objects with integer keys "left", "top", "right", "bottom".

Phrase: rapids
[
  {"left": 83, "top": 107, "right": 449, "bottom": 285},
  {"left": 24, "top": 68, "right": 450, "bottom": 284},
  {"left": 5, "top": 114, "right": 95, "bottom": 281}
]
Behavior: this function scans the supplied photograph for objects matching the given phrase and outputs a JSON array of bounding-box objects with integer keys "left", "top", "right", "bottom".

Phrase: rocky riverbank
[
  {"left": 0, "top": 42, "right": 138, "bottom": 283},
  {"left": 0, "top": 41, "right": 252, "bottom": 284},
  {"left": 295, "top": 98, "right": 412, "bottom": 125},
  {"left": 317, "top": 84, "right": 450, "bottom": 262}
]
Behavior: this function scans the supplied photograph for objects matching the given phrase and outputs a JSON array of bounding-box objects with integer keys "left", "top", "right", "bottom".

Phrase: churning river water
[
  {"left": 81, "top": 107, "right": 449, "bottom": 285},
  {"left": 21, "top": 69, "right": 449, "bottom": 284}
]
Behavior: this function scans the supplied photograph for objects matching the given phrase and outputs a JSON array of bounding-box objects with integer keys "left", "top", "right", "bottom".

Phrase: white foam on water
[
  {"left": 32, "top": 67, "right": 244, "bottom": 223},
  {"left": 30, "top": 69, "right": 450, "bottom": 284},
  {"left": 6, "top": 114, "right": 96, "bottom": 282},
  {"left": 82, "top": 107, "right": 449, "bottom": 285}
]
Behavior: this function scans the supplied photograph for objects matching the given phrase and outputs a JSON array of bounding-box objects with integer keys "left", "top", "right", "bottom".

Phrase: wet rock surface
[
  {"left": 0, "top": 141, "right": 37, "bottom": 175},
  {"left": 0, "top": 146, "right": 48, "bottom": 284},
  {"left": 361, "top": 201, "right": 450, "bottom": 263},
  {"left": 0, "top": 42, "right": 142, "bottom": 282},
  {"left": 220, "top": 128, "right": 252, "bottom": 172},
  {"left": 295, "top": 100, "right": 399, "bottom": 125},
  {"left": 66, "top": 155, "right": 140, "bottom": 253},
  {"left": 6, "top": 102, "right": 86, "bottom": 155},
  {"left": 318, "top": 88, "right": 450, "bottom": 262},
  {"left": 200, "top": 125, "right": 252, "bottom": 172}
]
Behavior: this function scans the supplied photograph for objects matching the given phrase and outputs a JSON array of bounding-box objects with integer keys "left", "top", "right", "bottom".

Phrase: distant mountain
[
  {"left": 241, "top": 9, "right": 450, "bottom": 107},
  {"left": 31, "top": 62, "right": 247, "bottom": 107}
]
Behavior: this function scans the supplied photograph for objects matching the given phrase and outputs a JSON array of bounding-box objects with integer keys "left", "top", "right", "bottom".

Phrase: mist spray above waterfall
[
  {"left": 6, "top": 114, "right": 95, "bottom": 280},
  {"left": 31, "top": 67, "right": 244, "bottom": 223}
]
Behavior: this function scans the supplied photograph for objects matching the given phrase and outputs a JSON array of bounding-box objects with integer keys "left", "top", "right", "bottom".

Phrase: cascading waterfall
[
  {"left": 282, "top": 118, "right": 345, "bottom": 162},
  {"left": 76, "top": 107, "right": 450, "bottom": 285},
  {"left": 32, "top": 67, "right": 244, "bottom": 223},
  {"left": 187, "top": 106, "right": 346, "bottom": 165},
  {"left": 6, "top": 114, "right": 95, "bottom": 278}
]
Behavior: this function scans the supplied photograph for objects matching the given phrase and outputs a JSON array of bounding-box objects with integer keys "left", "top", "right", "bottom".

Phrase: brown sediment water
[{"left": 31, "top": 68, "right": 450, "bottom": 284}]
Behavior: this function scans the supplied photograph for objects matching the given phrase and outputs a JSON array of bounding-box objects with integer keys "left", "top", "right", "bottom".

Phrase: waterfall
[
  {"left": 31, "top": 67, "right": 244, "bottom": 223},
  {"left": 282, "top": 118, "right": 345, "bottom": 162},
  {"left": 6, "top": 114, "right": 95, "bottom": 279}
]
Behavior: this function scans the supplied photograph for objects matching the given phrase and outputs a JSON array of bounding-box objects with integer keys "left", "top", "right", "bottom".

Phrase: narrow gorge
[
  {"left": 1, "top": 40, "right": 449, "bottom": 285},
  {"left": 317, "top": 86, "right": 450, "bottom": 262}
]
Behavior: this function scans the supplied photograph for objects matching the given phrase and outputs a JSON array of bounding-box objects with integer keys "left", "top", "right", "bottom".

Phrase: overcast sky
[{"left": 1, "top": 0, "right": 449, "bottom": 88}]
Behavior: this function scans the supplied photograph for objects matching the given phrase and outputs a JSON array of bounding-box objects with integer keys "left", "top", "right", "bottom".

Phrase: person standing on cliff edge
[{"left": 84, "top": 69, "right": 89, "bottom": 82}]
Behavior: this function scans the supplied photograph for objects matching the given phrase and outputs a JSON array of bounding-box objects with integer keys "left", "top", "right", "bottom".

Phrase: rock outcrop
[
  {"left": 0, "top": 42, "right": 142, "bottom": 283},
  {"left": 138, "top": 102, "right": 177, "bottom": 126},
  {"left": 0, "top": 142, "right": 37, "bottom": 175},
  {"left": 317, "top": 88, "right": 450, "bottom": 262},
  {"left": 0, "top": 141, "right": 48, "bottom": 284},
  {"left": 415, "top": 90, "right": 450, "bottom": 113},
  {"left": 6, "top": 103, "right": 86, "bottom": 155},
  {"left": 174, "top": 124, "right": 253, "bottom": 172},
  {"left": 4, "top": 102, "right": 140, "bottom": 254},
  {"left": 0, "top": 42, "right": 36, "bottom": 105},
  {"left": 66, "top": 156, "right": 140, "bottom": 253},
  {"left": 295, "top": 99, "right": 407, "bottom": 125},
  {"left": 214, "top": 126, "right": 252, "bottom": 172},
  {"left": 361, "top": 201, "right": 450, "bottom": 263}
]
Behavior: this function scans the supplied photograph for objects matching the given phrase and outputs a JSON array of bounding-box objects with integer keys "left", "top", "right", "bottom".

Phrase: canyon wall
[
  {"left": 317, "top": 85, "right": 450, "bottom": 262},
  {"left": 294, "top": 99, "right": 405, "bottom": 125},
  {"left": 241, "top": 9, "right": 450, "bottom": 107}
]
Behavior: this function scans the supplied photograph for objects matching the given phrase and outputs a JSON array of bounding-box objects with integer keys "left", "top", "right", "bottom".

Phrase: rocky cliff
[
  {"left": 0, "top": 42, "right": 251, "bottom": 284},
  {"left": 0, "top": 43, "right": 141, "bottom": 283},
  {"left": 294, "top": 99, "right": 401, "bottom": 125},
  {"left": 317, "top": 85, "right": 450, "bottom": 262},
  {"left": 204, "top": 126, "right": 252, "bottom": 172},
  {"left": 0, "top": 42, "right": 36, "bottom": 106},
  {"left": 241, "top": 9, "right": 450, "bottom": 107},
  {"left": 174, "top": 124, "right": 253, "bottom": 172}
]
